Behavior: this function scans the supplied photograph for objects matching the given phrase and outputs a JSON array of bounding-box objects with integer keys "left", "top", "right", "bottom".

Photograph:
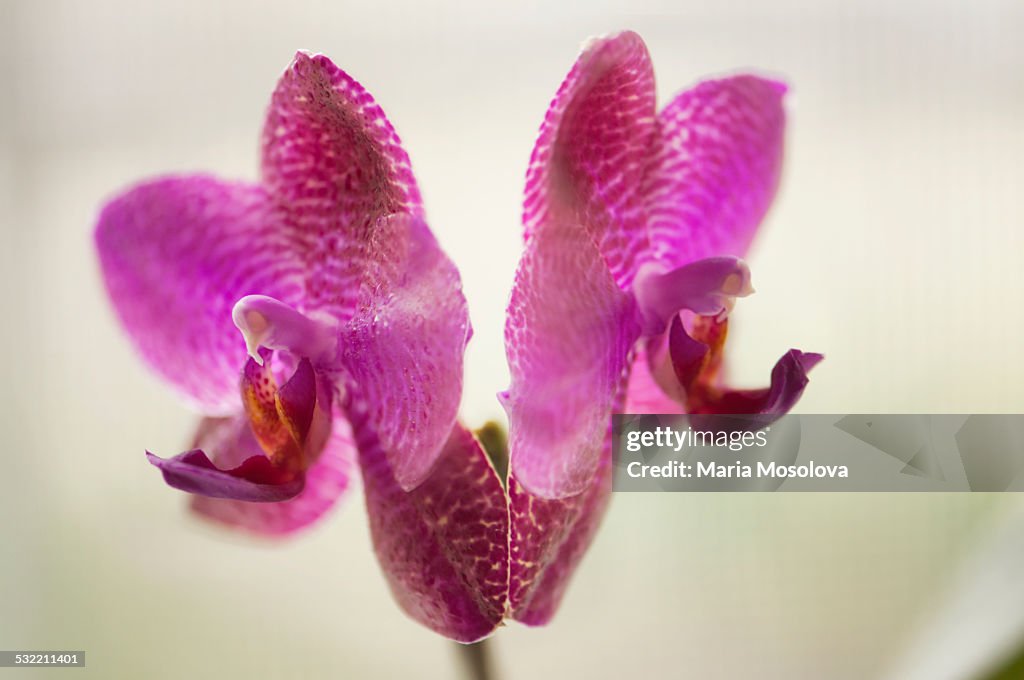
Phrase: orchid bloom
[
  {"left": 500, "top": 29, "right": 823, "bottom": 618},
  {"left": 96, "top": 33, "right": 821, "bottom": 646},
  {"left": 95, "top": 53, "right": 471, "bottom": 540}
]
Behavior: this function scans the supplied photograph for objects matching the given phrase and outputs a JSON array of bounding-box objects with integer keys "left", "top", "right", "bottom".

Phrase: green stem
[
  {"left": 456, "top": 638, "right": 496, "bottom": 680},
  {"left": 474, "top": 421, "right": 509, "bottom": 489}
]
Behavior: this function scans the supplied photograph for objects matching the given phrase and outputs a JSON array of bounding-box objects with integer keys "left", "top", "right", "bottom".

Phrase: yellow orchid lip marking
[{"left": 241, "top": 354, "right": 318, "bottom": 473}]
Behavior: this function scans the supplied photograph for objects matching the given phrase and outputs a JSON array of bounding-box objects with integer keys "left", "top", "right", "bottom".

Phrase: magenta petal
[
  {"left": 643, "top": 75, "right": 786, "bottom": 267},
  {"left": 338, "top": 213, "right": 470, "bottom": 491},
  {"left": 95, "top": 176, "right": 300, "bottom": 413},
  {"left": 503, "top": 224, "right": 638, "bottom": 499},
  {"left": 189, "top": 412, "right": 355, "bottom": 536},
  {"left": 356, "top": 418, "right": 508, "bottom": 643},
  {"left": 261, "top": 52, "right": 423, "bottom": 319},
  {"left": 146, "top": 450, "right": 303, "bottom": 502},
  {"left": 523, "top": 31, "right": 656, "bottom": 287},
  {"left": 508, "top": 450, "right": 612, "bottom": 625}
]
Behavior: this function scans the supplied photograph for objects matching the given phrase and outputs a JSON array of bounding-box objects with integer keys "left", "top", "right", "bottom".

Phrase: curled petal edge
[{"left": 146, "top": 450, "right": 304, "bottom": 502}]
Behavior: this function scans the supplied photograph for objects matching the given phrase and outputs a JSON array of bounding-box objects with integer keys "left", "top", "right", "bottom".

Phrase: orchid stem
[
  {"left": 474, "top": 421, "right": 509, "bottom": 489},
  {"left": 456, "top": 638, "right": 496, "bottom": 680}
]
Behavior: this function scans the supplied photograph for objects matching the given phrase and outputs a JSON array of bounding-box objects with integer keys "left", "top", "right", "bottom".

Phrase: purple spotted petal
[
  {"left": 642, "top": 76, "right": 786, "bottom": 267},
  {"left": 506, "top": 32, "right": 658, "bottom": 500},
  {"left": 354, "top": 410, "right": 508, "bottom": 643},
  {"left": 95, "top": 176, "right": 301, "bottom": 413},
  {"left": 261, "top": 52, "right": 423, "bottom": 320},
  {"left": 146, "top": 449, "right": 303, "bottom": 502},
  {"left": 503, "top": 224, "right": 638, "bottom": 499},
  {"left": 522, "top": 31, "right": 655, "bottom": 287},
  {"left": 189, "top": 409, "right": 356, "bottom": 536},
  {"left": 338, "top": 213, "right": 470, "bottom": 491}
]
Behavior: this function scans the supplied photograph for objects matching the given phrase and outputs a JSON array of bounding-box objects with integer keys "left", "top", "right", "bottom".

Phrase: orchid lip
[{"left": 232, "top": 295, "right": 337, "bottom": 365}]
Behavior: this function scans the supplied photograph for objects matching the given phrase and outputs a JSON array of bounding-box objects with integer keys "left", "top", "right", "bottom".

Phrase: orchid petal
[
  {"left": 338, "top": 213, "right": 470, "bottom": 491},
  {"left": 261, "top": 52, "right": 423, "bottom": 320},
  {"left": 356, "top": 415, "right": 508, "bottom": 643},
  {"left": 95, "top": 176, "right": 300, "bottom": 414},
  {"left": 260, "top": 56, "right": 467, "bottom": 491},
  {"left": 508, "top": 447, "right": 613, "bottom": 625},
  {"left": 503, "top": 224, "right": 638, "bottom": 499},
  {"left": 523, "top": 31, "right": 656, "bottom": 287},
  {"left": 145, "top": 450, "right": 303, "bottom": 502},
  {"left": 189, "top": 409, "right": 356, "bottom": 536},
  {"left": 643, "top": 76, "right": 786, "bottom": 267}
]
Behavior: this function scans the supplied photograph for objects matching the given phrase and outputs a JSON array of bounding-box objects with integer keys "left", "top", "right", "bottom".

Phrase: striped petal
[
  {"left": 337, "top": 213, "right": 470, "bottom": 491},
  {"left": 503, "top": 224, "right": 638, "bottom": 500},
  {"left": 522, "top": 31, "right": 656, "bottom": 287},
  {"left": 507, "top": 32, "right": 653, "bottom": 498},
  {"left": 95, "top": 176, "right": 301, "bottom": 413},
  {"left": 642, "top": 75, "right": 786, "bottom": 267},
  {"left": 261, "top": 52, "right": 423, "bottom": 321}
]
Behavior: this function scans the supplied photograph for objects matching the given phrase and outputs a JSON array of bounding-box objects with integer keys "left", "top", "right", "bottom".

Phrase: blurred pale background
[{"left": 1, "top": 0, "right": 1023, "bottom": 678}]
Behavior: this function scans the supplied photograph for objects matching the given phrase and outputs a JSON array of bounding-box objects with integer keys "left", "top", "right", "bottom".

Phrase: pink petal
[
  {"left": 189, "top": 408, "right": 356, "bottom": 537},
  {"left": 503, "top": 224, "right": 638, "bottom": 499},
  {"left": 260, "top": 56, "right": 467, "bottom": 490},
  {"left": 95, "top": 176, "right": 301, "bottom": 413},
  {"left": 337, "top": 213, "right": 470, "bottom": 491},
  {"left": 356, "top": 416, "right": 508, "bottom": 643},
  {"left": 261, "top": 52, "right": 424, "bottom": 320},
  {"left": 146, "top": 450, "right": 303, "bottom": 502},
  {"left": 508, "top": 449, "right": 612, "bottom": 625},
  {"left": 643, "top": 76, "right": 786, "bottom": 268},
  {"left": 522, "top": 31, "right": 656, "bottom": 287}
]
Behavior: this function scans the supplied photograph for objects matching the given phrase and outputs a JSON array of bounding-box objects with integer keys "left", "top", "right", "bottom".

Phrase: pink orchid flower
[
  {"left": 97, "top": 51, "right": 515, "bottom": 643},
  {"left": 500, "top": 28, "right": 823, "bottom": 612},
  {"left": 96, "top": 52, "right": 472, "bottom": 539},
  {"left": 96, "top": 32, "right": 820, "bottom": 646}
]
